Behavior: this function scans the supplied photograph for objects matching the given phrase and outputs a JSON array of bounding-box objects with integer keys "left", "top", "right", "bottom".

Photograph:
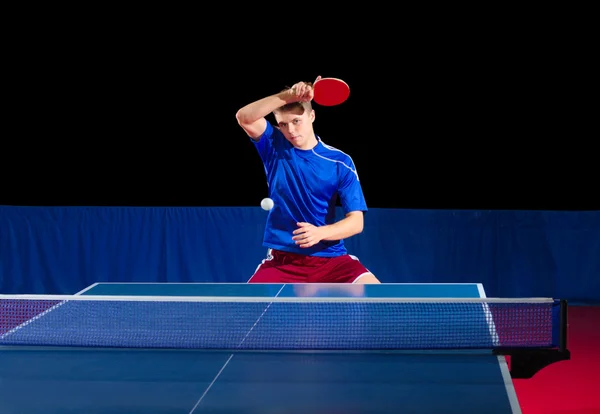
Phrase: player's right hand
[{"left": 289, "top": 76, "right": 321, "bottom": 102}]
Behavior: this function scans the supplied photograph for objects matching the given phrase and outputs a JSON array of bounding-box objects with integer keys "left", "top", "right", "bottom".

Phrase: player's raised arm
[{"left": 235, "top": 79, "right": 317, "bottom": 140}]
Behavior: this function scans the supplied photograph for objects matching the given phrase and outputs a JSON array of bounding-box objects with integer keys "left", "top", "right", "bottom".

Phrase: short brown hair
[{"left": 273, "top": 100, "right": 312, "bottom": 115}]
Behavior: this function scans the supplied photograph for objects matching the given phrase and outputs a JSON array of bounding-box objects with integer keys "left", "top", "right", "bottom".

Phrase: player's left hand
[{"left": 292, "top": 222, "right": 324, "bottom": 248}]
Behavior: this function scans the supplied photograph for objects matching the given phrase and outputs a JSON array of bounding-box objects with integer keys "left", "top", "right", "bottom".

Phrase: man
[{"left": 235, "top": 76, "right": 380, "bottom": 284}]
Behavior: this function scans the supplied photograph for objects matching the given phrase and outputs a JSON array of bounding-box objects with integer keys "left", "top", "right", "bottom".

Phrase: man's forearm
[
  {"left": 321, "top": 212, "right": 364, "bottom": 241},
  {"left": 235, "top": 90, "right": 292, "bottom": 124}
]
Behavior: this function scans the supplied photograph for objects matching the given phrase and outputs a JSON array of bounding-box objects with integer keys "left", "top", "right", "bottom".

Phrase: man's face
[{"left": 275, "top": 107, "right": 315, "bottom": 150}]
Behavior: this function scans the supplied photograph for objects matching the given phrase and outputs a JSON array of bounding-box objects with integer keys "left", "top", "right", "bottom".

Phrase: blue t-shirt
[{"left": 252, "top": 122, "right": 367, "bottom": 257}]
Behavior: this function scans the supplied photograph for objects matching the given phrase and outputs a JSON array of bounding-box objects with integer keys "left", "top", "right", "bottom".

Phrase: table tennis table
[{"left": 0, "top": 282, "right": 569, "bottom": 414}]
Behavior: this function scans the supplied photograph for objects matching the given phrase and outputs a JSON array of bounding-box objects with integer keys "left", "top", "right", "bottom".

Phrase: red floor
[{"left": 513, "top": 306, "right": 600, "bottom": 413}]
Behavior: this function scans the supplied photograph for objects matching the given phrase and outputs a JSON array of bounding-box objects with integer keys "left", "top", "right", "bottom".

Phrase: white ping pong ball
[{"left": 261, "top": 198, "right": 274, "bottom": 211}]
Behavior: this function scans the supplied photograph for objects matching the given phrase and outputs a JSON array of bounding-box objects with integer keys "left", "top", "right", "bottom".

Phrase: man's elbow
[
  {"left": 235, "top": 109, "right": 247, "bottom": 125},
  {"left": 348, "top": 212, "right": 364, "bottom": 235}
]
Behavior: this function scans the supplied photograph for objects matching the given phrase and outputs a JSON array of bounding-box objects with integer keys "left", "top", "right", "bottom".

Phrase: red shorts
[{"left": 247, "top": 249, "right": 371, "bottom": 283}]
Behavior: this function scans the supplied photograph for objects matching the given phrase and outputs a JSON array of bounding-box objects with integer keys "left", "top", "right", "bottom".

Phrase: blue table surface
[{"left": 0, "top": 283, "right": 521, "bottom": 414}]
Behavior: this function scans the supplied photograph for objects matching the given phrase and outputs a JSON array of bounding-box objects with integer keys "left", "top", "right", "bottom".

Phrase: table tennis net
[{"left": 0, "top": 295, "right": 562, "bottom": 350}]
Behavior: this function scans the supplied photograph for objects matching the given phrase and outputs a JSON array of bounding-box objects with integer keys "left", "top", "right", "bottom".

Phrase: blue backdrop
[{"left": 1, "top": 206, "right": 599, "bottom": 303}]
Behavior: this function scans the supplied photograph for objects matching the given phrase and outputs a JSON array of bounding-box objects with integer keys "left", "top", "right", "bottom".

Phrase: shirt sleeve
[
  {"left": 252, "top": 121, "right": 275, "bottom": 164},
  {"left": 337, "top": 159, "right": 368, "bottom": 214}
]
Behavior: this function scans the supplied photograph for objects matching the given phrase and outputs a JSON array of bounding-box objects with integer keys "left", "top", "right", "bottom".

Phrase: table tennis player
[{"left": 235, "top": 76, "right": 380, "bottom": 284}]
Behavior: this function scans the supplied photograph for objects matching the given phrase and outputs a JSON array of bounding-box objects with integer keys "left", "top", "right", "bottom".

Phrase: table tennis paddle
[{"left": 313, "top": 77, "right": 350, "bottom": 106}]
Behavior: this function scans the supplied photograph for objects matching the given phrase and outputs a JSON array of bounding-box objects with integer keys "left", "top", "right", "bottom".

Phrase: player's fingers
[
  {"left": 292, "top": 231, "right": 310, "bottom": 240},
  {"left": 299, "top": 239, "right": 314, "bottom": 248},
  {"left": 290, "top": 83, "right": 308, "bottom": 97},
  {"left": 298, "top": 87, "right": 311, "bottom": 98}
]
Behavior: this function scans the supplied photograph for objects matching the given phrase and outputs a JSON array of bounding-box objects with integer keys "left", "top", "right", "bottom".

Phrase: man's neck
[{"left": 296, "top": 135, "right": 319, "bottom": 150}]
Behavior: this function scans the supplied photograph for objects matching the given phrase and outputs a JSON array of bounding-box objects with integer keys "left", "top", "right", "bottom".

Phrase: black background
[{"left": 2, "top": 13, "right": 595, "bottom": 211}]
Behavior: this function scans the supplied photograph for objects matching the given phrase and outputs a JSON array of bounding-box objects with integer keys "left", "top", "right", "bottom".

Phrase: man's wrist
[
  {"left": 319, "top": 224, "right": 334, "bottom": 241},
  {"left": 276, "top": 89, "right": 297, "bottom": 104}
]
